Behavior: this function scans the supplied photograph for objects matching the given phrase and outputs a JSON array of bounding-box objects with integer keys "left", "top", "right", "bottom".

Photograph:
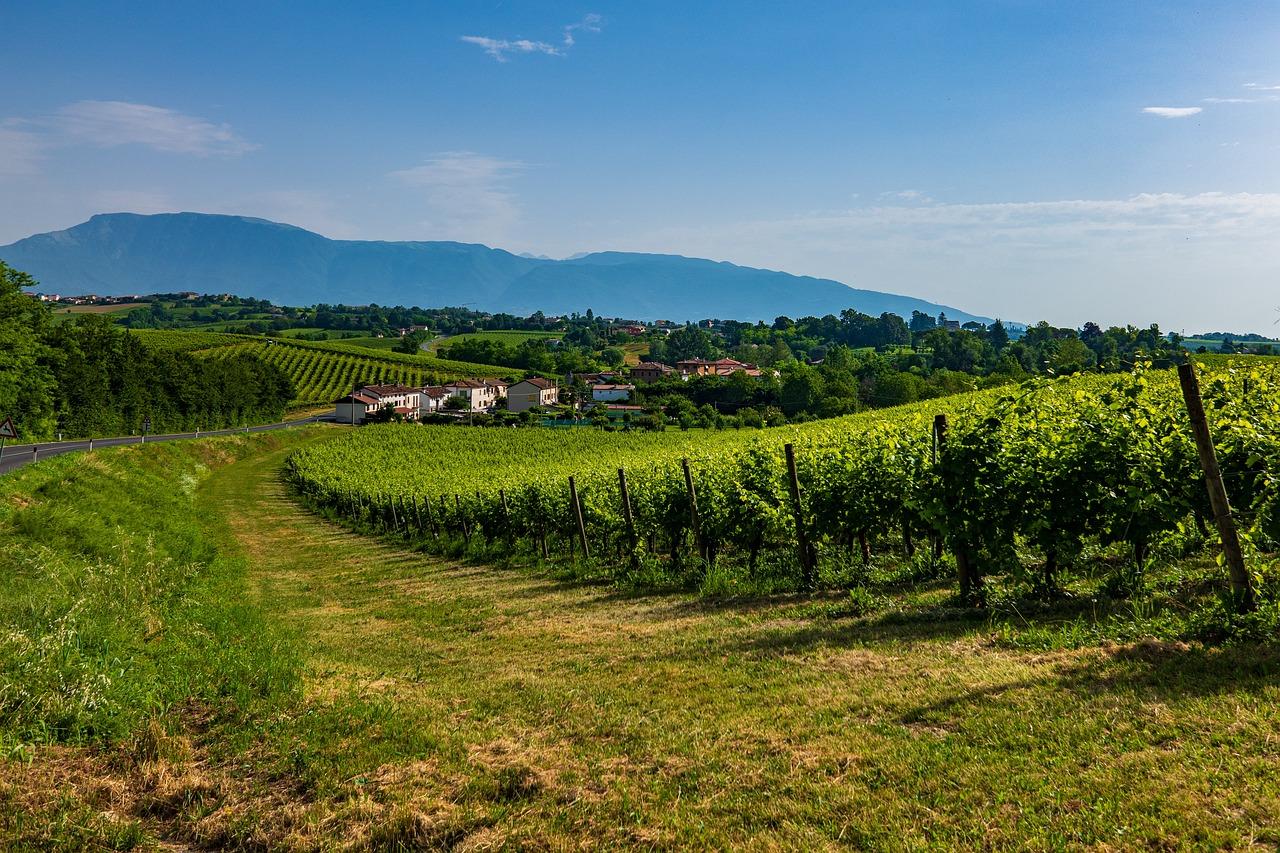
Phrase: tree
[
  {"left": 665, "top": 326, "right": 720, "bottom": 363},
  {"left": 601, "top": 347, "right": 625, "bottom": 368},
  {"left": 0, "top": 262, "right": 57, "bottom": 439},
  {"left": 909, "top": 310, "right": 937, "bottom": 333},
  {"left": 988, "top": 319, "right": 1009, "bottom": 352}
]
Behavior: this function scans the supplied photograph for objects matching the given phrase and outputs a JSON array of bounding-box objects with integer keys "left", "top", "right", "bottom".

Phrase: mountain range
[{"left": 1, "top": 212, "right": 992, "bottom": 324}]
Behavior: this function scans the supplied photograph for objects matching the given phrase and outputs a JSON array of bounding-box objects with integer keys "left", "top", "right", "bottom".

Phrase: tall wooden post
[
  {"left": 455, "top": 493, "right": 471, "bottom": 546},
  {"left": 935, "top": 414, "right": 978, "bottom": 603},
  {"left": 681, "top": 458, "right": 704, "bottom": 561},
  {"left": 1178, "top": 362, "right": 1254, "bottom": 610},
  {"left": 423, "top": 494, "right": 439, "bottom": 540},
  {"left": 499, "top": 489, "right": 513, "bottom": 545},
  {"left": 618, "top": 467, "right": 639, "bottom": 567},
  {"left": 784, "top": 444, "right": 815, "bottom": 590},
  {"left": 569, "top": 476, "right": 591, "bottom": 559}
]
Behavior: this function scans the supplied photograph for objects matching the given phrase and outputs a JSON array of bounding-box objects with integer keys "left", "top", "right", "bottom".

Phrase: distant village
[{"left": 335, "top": 357, "right": 770, "bottom": 425}]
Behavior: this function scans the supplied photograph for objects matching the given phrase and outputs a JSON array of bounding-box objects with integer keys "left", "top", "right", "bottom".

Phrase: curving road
[{"left": 0, "top": 415, "right": 336, "bottom": 476}]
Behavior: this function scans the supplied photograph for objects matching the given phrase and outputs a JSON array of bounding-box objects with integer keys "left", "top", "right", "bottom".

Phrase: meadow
[{"left": 2, "top": 426, "right": 1279, "bottom": 848}]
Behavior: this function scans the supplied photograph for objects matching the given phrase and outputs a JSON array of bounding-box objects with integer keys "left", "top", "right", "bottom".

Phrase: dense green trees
[{"left": 0, "top": 262, "right": 293, "bottom": 440}]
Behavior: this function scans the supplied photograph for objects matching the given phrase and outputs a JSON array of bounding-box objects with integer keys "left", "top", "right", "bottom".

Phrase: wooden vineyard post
[
  {"left": 1178, "top": 362, "right": 1254, "bottom": 611},
  {"left": 784, "top": 444, "right": 815, "bottom": 590},
  {"left": 930, "top": 419, "right": 943, "bottom": 560},
  {"left": 569, "top": 476, "right": 591, "bottom": 559},
  {"left": 411, "top": 495, "right": 423, "bottom": 535},
  {"left": 935, "top": 414, "right": 979, "bottom": 604},
  {"left": 439, "top": 495, "right": 450, "bottom": 539},
  {"left": 681, "top": 458, "right": 704, "bottom": 561},
  {"left": 455, "top": 493, "right": 471, "bottom": 546},
  {"left": 389, "top": 496, "right": 400, "bottom": 533},
  {"left": 499, "top": 489, "right": 513, "bottom": 546},
  {"left": 533, "top": 492, "right": 550, "bottom": 560},
  {"left": 618, "top": 467, "right": 639, "bottom": 568},
  {"left": 423, "top": 495, "right": 439, "bottom": 541}
]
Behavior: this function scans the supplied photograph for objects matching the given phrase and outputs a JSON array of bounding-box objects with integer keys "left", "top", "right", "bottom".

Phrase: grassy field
[
  {"left": 428, "top": 329, "right": 562, "bottom": 352},
  {"left": 2, "top": 429, "right": 1279, "bottom": 848}
]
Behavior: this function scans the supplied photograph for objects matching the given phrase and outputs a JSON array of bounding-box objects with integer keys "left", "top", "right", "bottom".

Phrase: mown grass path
[{"left": 197, "top": 436, "right": 1280, "bottom": 849}]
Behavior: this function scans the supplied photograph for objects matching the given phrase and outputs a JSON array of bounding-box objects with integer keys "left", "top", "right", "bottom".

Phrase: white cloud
[
  {"left": 881, "top": 189, "right": 934, "bottom": 203},
  {"left": 54, "top": 100, "right": 256, "bottom": 155},
  {"left": 1142, "top": 106, "right": 1202, "bottom": 118},
  {"left": 1244, "top": 82, "right": 1280, "bottom": 91},
  {"left": 389, "top": 152, "right": 525, "bottom": 242},
  {"left": 0, "top": 124, "right": 44, "bottom": 178},
  {"left": 462, "top": 13, "right": 602, "bottom": 61},
  {"left": 616, "top": 192, "right": 1280, "bottom": 331},
  {"left": 460, "top": 35, "right": 562, "bottom": 61},
  {"left": 562, "top": 13, "right": 602, "bottom": 47}
]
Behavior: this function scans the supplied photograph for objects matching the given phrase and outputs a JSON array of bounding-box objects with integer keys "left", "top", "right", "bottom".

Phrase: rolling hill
[{"left": 2, "top": 212, "right": 992, "bottom": 324}]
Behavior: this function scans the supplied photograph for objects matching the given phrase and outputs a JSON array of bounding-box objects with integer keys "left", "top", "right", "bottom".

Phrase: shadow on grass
[{"left": 897, "top": 641, "right": 1280, "bottom": 729}]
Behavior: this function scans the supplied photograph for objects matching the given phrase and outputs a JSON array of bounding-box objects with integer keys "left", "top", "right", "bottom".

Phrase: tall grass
[{"left": 0, "top": 437, "right": 300, "bottom": 751}]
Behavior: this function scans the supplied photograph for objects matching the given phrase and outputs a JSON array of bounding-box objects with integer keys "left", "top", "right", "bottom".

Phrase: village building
[
  {"left": 591, "top": 383, "right": 635, "bottom": 403},
  {"left": 630, "top": 362, "right": 675, "bottom": 383},
  {"left": 418, "top": 386, "right": 450, "bottom": 415},
  {"left": 675, "top": 358, "right": 763, "bottom": 378},
  {"left": 442, "top": 378, "right": 508, "bottom": 411},
  {"left": 506, "top": 377, "right": 559, "bottom": 412},
  {"left": 334, "top": 384, "right": 422, "bottom": 424}
]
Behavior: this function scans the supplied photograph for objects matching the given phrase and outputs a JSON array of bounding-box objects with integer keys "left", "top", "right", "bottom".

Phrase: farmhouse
[
  {"left": 442, "top": 378, "right": 508, "bottom": 412},
  {"left": 675, "top": 358, "right": 763, "bottom": 378},
  {"left": 507, "top": 377, "right": 559, "bottom": 412},
  {"left": 630, "top": 362, "right": 674, "bottom": 383},
  {"left": 591, "top": 383, "right": 635, "bottom": 403},
  {"left": 334, "top": 383, "right": 422, "bottom": 424},
  {"left": 418, "top": 386, "right": 450, "bottom": 414}
]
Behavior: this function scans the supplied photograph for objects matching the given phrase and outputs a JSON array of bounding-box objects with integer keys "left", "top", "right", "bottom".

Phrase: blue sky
[{"left": 2, "top": 1, "right": 1279, "bottom": 331}]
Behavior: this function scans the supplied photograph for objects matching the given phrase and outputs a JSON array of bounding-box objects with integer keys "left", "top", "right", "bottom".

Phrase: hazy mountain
[{"left": 1, "top": 212, "right": 992, "bottom": 323}]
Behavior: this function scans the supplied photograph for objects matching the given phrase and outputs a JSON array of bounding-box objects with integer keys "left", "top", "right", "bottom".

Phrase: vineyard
[
  {"left": 285, "top": 360, "right": 1280, "bottom": 634},
  {"left": 183, "top": 336, "right": 522, "bottom": 406}
]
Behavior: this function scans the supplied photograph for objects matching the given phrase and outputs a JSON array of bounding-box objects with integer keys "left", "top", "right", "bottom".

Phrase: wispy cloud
[
  {"left": 562, "top": 13, "right": 602, "bottom": 47},
  {"left": 459, "top": 36, "right": 562, "bottom": 62},
  {"left": 389, "top": 152, "right": 525, "bottom": 241},
  {"left": 1244, "top": 82, "right": 1280, "bottom": 91},
  {"left": 620, "top": 192, "right": 1280, "bottom": 330},
  {"left": 0, "top": 123, "right": 44, "bottom": 179},
  {"left": 1142, "top": 106, "right": 1202, "bottom": 118},
  {"left": 54, "top": 100, "right": 256, "bottom": 156},
  {"left": 462, "top": 13, "right": 602, "bottom": 62},
  {"left": 880, "top": 189, "right": 934, "bottom": 203}
]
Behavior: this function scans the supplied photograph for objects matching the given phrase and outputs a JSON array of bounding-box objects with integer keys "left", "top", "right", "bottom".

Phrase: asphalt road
[{"left": 0, "top": 415, "right": 334, "bottom": 476}]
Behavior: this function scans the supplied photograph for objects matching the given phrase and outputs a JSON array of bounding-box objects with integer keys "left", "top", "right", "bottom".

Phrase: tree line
[{"left": 0, "top": 263, "right": 294, "bottom": 441}]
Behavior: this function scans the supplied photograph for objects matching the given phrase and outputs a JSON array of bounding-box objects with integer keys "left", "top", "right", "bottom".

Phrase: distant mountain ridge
[{"left": 1, "top": 212, "right": 992, "bottom": 323}]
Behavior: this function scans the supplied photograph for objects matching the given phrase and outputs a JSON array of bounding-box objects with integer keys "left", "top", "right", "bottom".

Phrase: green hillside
[{"left": 188, "top": 336, "right": 521, "bottom": 407}]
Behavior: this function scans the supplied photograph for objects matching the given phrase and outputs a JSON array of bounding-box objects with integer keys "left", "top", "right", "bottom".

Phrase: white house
[
  {"left": 442, "top": 378, "right": 508, "bottom": 412},
  {"left": 418, "top": 386, "right": 450, "bottom": 415},
  {"left": 507, "top": 377, "right": 559, "bottom": 412},
  {"left": 334, "top": 384, "right": 422, "bottom": 424},
  {"left": 591, "top": 383, "right": 635, "bottom": 403}
]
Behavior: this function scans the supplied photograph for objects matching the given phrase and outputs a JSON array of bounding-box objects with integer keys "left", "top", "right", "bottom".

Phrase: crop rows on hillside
[
  {"left": 189, "top": 337, "right": 521, "bottom": 406},
  {"left": 285, "top": 361, "right": 1280, "bottom": 609}
]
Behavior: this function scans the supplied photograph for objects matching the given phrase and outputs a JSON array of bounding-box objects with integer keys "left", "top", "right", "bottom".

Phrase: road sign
[
  {"left": 0, "top": 418, "right": 15, "bottom": 439},
  {"left": 142, "top": 416, "right": 152, "bottom": 432}
]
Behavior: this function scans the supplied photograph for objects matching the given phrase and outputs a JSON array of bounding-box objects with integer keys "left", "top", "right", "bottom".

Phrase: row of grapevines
[{"left": 283, "top": 361, "right": 1280, "bottom": 601}]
